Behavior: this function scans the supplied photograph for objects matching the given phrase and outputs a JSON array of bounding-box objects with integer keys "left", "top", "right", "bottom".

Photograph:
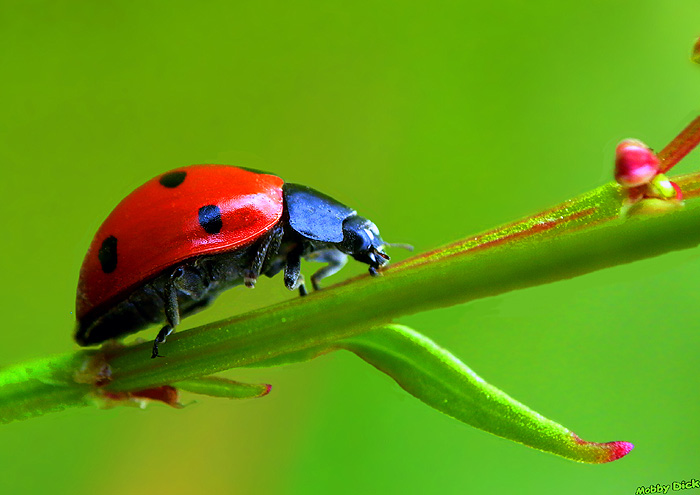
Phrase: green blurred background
[{"left": 2, "top": 2, "right": 699, "bottom": 494}]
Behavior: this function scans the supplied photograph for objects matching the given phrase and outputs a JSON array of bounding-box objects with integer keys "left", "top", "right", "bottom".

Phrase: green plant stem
[
  {"left": 3, "top": 174, "right": 700, "bottom": 423},
  {"left": 0, "top": 353, "right": 92, "bottom": 423},
  {"left": 106, "top": 175, "right": 700, "bottom": 391}
]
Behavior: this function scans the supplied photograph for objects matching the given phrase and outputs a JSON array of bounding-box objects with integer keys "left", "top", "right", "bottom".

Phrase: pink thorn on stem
[
  {"left": 571, "top": 433, "right": 635, "bottom": 463},
  {"left": 658, "top": 116, "right": 700, "bottom": 173},
  {"left": 598, "top": 441, "right": 635, "bottom": 463}
]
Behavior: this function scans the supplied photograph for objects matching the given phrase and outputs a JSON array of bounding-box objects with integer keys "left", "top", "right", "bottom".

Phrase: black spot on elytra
[
  {"left": 159, "top": 171, "right": 187, "bottom": 188},
  {"left": 98, "top": 236, "right": 118, "bottom": 273},
  {"left": 198, "top": 205, "right": 222, "bottom": 234}
]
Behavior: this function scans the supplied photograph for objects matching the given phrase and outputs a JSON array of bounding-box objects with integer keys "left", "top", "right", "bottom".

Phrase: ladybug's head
[{"left": 339, "top": 215, "right": 391, "bottom": 274}]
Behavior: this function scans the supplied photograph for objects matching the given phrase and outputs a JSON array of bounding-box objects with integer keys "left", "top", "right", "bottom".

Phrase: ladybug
[{"left": 75, "top": 165, "right": 408, "bottom": 358}]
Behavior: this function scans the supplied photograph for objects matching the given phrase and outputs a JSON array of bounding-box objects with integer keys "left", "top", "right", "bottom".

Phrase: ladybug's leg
[
  {"left": 152, "top": 265, "right": 209, "bottom": 358},
  {"left": 283, "top": 245, "right": 307, "bottom": 296},
  {"left": 305, "top": 249, "right": 348, "bottom": 291},
  {"left": 244, "top": 224, "right": 284, "bottom": 288},
  {"left": 152, "top": 276, "right": 180, "bottom": 359}
]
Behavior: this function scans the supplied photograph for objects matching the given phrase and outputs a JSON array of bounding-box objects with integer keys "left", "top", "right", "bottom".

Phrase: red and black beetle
[{"left": 75, "top": 165, "right": 407, "bottom": 357}]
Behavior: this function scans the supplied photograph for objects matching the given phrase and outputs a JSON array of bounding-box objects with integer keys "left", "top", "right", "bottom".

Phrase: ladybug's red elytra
[{"left": 75, "top": 165, "right": 408, "bottom": 358}]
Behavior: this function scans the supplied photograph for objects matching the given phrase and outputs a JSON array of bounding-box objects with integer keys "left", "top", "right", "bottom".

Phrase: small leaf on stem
[
  {"left": 175, "top": 376, "right": 272, "bottom": 399},
  {"left": 338, "top": 325, "right": 633, "bottom": 463}
]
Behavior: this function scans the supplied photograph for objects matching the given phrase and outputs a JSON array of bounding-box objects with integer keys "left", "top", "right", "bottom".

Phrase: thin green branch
[{"left": 659, "top": 116, "right": 700, "bottom": 172}]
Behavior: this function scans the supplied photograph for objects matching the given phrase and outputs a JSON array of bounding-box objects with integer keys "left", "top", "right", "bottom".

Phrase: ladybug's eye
[{"left": 351, "top": 230, "right": 372, "bottom": 253}]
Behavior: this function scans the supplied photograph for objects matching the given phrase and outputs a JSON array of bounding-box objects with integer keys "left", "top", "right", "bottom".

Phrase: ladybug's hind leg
[
  {"left": 244, "top": 224, "right": 284, "bottom": 288},
  {"left": 305, "top": 249, "right": 348, "bottom": 291},
  {"left": 152, "top": 278, "right": 179, "bottom": 359},
  {"left": 151, "top": 265, "right": 209, "bottom": 359}
]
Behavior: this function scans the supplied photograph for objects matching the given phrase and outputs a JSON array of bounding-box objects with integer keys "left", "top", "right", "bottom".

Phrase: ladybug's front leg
[{"left": 305, "top": 249, "right": 348, "bottom": 291}]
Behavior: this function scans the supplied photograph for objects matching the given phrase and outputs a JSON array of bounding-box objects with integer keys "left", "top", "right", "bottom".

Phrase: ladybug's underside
[
  {"left": 76, "top": 229, "right": 353, "bottom": 347},
  {"left": 75, "top": 245, "right": 256, "bottom": 346}
]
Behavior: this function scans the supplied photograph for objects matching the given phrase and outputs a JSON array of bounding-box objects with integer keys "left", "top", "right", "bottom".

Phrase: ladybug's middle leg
[
  {"left": 244, "top": 224, "right": 284, "bottom": 288},
  {"left": 283, "top": 244, "right": 307, "bottom": 296}
]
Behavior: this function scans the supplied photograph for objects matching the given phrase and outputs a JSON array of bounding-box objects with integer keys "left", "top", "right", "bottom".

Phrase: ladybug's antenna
[{"left": 383, "top": 242, "right": 414, "bottom": 251}]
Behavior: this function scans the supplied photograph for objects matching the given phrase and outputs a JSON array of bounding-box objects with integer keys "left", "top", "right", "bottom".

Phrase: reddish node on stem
[
  {"left": 98, "top": 385, "right": 183, "bottom": 409},
  {"left": 615, "top": 139, "right": 660, "bottom": 187},
  {"left": 658, "top": 116, "right": 700, "bottom": 173},
  {"left": 131, "top": 386, "right": 181, "bottom": 407}
]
